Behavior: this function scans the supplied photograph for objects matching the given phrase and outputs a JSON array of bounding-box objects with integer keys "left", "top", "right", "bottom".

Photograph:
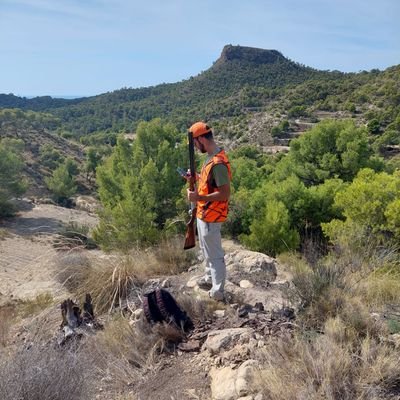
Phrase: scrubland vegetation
[{"left": 1, "top": 45, "right": 399, "bottom": 399}]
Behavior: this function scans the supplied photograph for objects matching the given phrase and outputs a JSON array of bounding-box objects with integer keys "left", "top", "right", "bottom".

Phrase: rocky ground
[{"left": 0, "top": 200, "right": 295, "bottom": 400}]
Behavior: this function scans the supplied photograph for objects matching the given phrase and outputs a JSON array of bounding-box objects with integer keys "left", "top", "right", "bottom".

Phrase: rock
[
  {"left": 209, "top": 360, "right": 259, "bottom": 400},
  {"left": 187, "top": 276, "right": 201, "bottom": 288},
  {"left": 214, "top": 310, "right": 226, "bottom": 318},
  {"left": 74, "top": 195, "right": 100, "bottom": 213},
  {"left": 240, "top": 280, "right": 254, "bottom": 289},
  {"left": 177, "top": 340, "right": 201, "bottom": 352},
  {"left": 225, "top": 250, "right": 277, "bottom": 278},
  {"left": 268, "top": 280, "right": 289, "bottom": 289},
  {"left": 203, "top": 328, "right": 254, "bottom": 355},
  {"left": 236, "top": 360, "right": 259, "bottom": 396},
  {"left": 210, "top": 367, "right": 237, "bottom": 400},
  {"left": 161, "top": 278, "right": 171, "bottom": 288},
  {"left": 254, "top": 394, "right": 263, "bottom": 400}
]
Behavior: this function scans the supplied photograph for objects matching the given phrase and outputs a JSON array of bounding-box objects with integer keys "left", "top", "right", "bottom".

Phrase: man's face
[{"left": 194, "top": 137, "right": 207, "bottom": 153}]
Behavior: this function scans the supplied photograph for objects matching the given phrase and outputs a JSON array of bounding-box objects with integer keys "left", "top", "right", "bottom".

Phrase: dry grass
[
  {"left": 0, "top": 344, "right": 94, "bottom": 400},
  {"left": 0, "top": 305, "right": 16, "bottom": 347},
  {"left": 254, "top": 318, "right": 400, "bottom": 400},
  {"left": 283, "top": 240, "right": 400, "bottom": 332},
  {"left": 56, "top": 236, "right": 195, "bottom": 314},
  {"left": 88, "top": 315, "right": 183, "bottom": 390},
  {"left": 0, "top": 227, "right": 10, "bottom": 240},
  {"left": 18, "top": 292, "right": 54, "bottom": 318},
  {"left": 176, "top": 293, "right": 229, "bottom": 324},
  {"left": 53, "top": 221, "right": 97, "bottom": 250},
  {"left": 256, "top": 241, "right": 400, "bottom": 399}
]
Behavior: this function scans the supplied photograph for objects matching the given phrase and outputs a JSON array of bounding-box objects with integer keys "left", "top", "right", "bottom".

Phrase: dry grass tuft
[
  {"left": 56, "top": 237, "right": 194, "bottom": 314},
  {"left": 176, "top": 293, "right": 227, "bottom": 324},
  {"left": 0, "top": 344, "right": 94, "bottom": 400},
  {"left": 254, "top": 327, "right": 400, "bottom": 400},
  {"left": 53, "top": 221, "right": 97, "bottom": 250},
  {"left": 19, "top": 292, "right": 54, "bottom": 318},
  {"left": 89, "top": 315, "right": 183, "bottom": 390},
  {"left": 0, "top": 227, "right": 10, "bottom": 241},
  {"left": 153, "top": 235, "right": 196, "bottom": 274},
  {"left": 260, "top": 240, "right": 400, "bottom": 399},
  {"left": 0, "top": 305, "right": 16, "bottom": 347}
]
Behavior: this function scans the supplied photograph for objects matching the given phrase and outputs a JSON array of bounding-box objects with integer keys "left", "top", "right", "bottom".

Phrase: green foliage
[
  {"left": 367, "top": 118, "right": 381, "bottom": 134},
  {"left": 45, "top": 162, "right": 77, "bottom": 203},
  {"left": 322, "top": 168, "right": 400, "bottom": 243},
  {"left": 93, "top": 119, "right": 186, "bottom": 251},
  {"left": 0, "top": 138, "right": 26, "bottom": 217},
  {"left": 242, "top": 199, "right": 300, "bottom": 256},
  {"left": 271, "top": 119, "right": 290, "bottom": 137},
  {"left": 39, "top": 144, "right": 64, "bottom": 170},
  {"left": 274, "top": 120, "right": 378, "bottom": 184},
  {"left": 288, "top": 105, "right": 308, "bottom": 118},
  {"left": 84, "top": 147, "right": 102, "bottom": 179}
]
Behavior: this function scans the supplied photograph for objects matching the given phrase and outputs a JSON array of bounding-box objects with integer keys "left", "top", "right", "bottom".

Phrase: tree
[
  {"left": 85, "top": 147, "right": 102, "bottom": 181},
  {"left": 273, "top": 120, "right": 382, "bottom": 184},
  {"left": 93, "top": 119, "right": 187, "bottom": 250},
  {"left": 242, "top": 200, "right": 300, "bottom": 256},
  {"left": 0, "top": 138, "right": 26, "bottom": 217},
  {"left": 45, "top": 162, "right": 77, "bottom": 204},
  {"left": 322, "top": 169, "right": 400, "bottom": 243}
]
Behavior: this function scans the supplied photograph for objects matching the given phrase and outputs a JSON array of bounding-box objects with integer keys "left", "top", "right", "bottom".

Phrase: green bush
[
  {"left": 0, "top": 138, "right": 26, "bottom": 217},
  {"left": 45, "top": 162, "right": 77, "bottom": 204},
  {"left": 322, "top": 168, "right": 400, "bottom": 243},
  {"left": 242, "top": 199, "right": 300, "bottom": 256},
  {"left": 93, "top": 119, "right": 187, "bottom": 251}
]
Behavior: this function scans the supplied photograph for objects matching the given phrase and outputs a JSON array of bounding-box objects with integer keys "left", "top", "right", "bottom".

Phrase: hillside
[
  {"left": 0, "top": 109, "right": 89, "bottom": 197},
  {"left": 0, "top": 46, "right": 335, "bottom": 134},
  {"left": 1, "top": 46, "right": 398, "bottom": 152},
  {"left": 0, "top": 45, "right": 399, "bottom": 191}
]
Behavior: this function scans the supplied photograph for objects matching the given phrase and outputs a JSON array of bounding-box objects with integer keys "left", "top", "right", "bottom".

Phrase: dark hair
[{"left": 202, "top": 130, "right": 213, "bottom": 140}]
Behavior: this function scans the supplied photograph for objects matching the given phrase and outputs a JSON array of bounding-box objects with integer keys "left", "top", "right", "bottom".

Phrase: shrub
[
  {"left": 0, "top": 345, "right": 94, "bottom": 400},
  {"left": 242, "top": 200, "right": 300, "bottom": 256},
  {"left": 45, "top": 162, "right": 77, "bottom": 204}
]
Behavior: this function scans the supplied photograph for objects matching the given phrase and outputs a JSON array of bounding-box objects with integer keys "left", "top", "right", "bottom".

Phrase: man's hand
[{"left": 187, "top": 187, "right": 199, "bottom": 202}]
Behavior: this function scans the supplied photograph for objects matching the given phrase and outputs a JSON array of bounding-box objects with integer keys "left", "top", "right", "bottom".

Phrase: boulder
[
  {"left": 225, "top": 250, "right": 277, "bottom": 278},
  {"left": 210, "top": 359, "right": 260, "bottom": 400}
]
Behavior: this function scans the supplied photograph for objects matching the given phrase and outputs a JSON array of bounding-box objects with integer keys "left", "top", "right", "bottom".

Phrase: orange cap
[{"left": 189, "top": 122, "right": 212, "bottom": 138}]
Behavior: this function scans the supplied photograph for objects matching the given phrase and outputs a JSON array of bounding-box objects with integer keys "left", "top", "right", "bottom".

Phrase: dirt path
[{"left": 0, "top": 200, "right": 98, "bottom": 300}]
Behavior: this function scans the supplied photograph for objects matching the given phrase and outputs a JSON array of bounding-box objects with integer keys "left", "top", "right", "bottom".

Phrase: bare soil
[{"left": 0, "top": 200, "right": 98, "bottom": 301}]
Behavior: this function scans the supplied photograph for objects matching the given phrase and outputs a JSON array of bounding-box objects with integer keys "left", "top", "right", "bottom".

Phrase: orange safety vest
[{"left": 197, "top": 149, "right": 232, "bottom": 222}]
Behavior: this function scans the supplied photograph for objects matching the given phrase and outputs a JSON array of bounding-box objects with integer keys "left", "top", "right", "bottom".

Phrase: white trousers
[{"left": 197, "top": 218, "right": 226, "bottom": 297}]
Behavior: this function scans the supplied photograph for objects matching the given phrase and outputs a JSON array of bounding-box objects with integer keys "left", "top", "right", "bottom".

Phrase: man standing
[{"left": 187, "top": 122, "right": 232, "bottom": 301}]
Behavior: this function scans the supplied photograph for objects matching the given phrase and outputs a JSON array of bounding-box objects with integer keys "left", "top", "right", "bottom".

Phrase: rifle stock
[
  {"left": 184, "top": 205, "right": 197, "bottom": 250},
  {"left": 184, "top": 131, "right": 197, "bottom": 250}
]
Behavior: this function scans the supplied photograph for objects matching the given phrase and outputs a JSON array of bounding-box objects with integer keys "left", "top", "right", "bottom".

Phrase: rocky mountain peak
[{"left": 215, "top": 45, "right": 286, "bottom": 66}]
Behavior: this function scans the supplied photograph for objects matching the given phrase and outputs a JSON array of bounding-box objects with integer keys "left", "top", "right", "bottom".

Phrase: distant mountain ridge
[{"left": 0, "top": 45, "right": 398, "bottom": 141}]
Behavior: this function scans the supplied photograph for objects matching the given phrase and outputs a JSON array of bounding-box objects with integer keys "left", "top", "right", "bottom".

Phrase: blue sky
[{"left": 0, "top": 0, "right": 399, "bottom": 97}]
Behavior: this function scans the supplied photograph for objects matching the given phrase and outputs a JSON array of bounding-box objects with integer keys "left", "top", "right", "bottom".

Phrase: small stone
[
  {"left": 240, "top": 280, "right": 254, "bottom": 289},
  {"left": 133, "top": 308, "right": 143, "bottom": 320},
  {"left": 257, "top": 340, "right": 265, "bottom": 348},
  {"left": 186, "top": 277, "right": 199, "bottom": 288},
  {"left": 214, "top": 310, "right": 226, "bottom": 318},
  {"left": 254, "top": 394, "right": 263, "bottom": 400},
  {"left": 161, "top": 278, "right": 171, "bottom": 288}
]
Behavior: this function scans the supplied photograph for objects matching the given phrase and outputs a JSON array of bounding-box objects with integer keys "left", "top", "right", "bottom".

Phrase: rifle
[{"left": 184, "top": 131, "right": 197, "bottom": 250}]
